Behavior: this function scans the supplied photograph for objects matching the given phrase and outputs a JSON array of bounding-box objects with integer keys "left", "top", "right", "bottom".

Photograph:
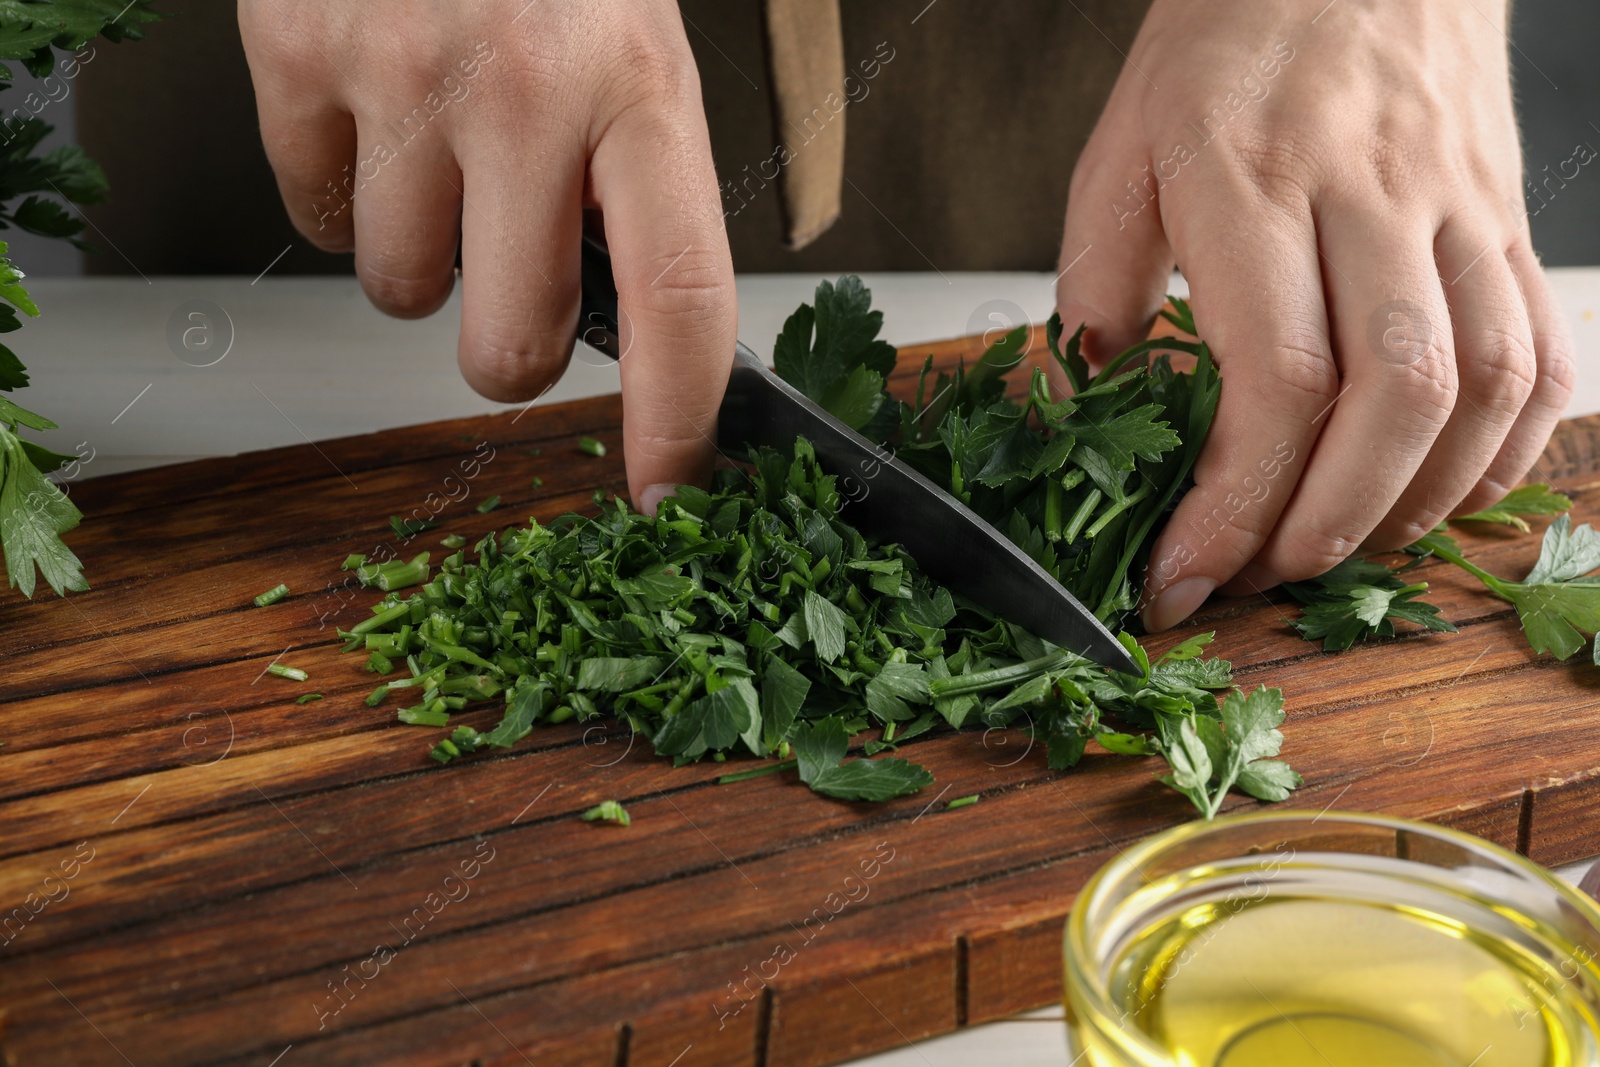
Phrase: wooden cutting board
[{"left": 3, "top": 328, "right": 1600, "bottom": 1067}]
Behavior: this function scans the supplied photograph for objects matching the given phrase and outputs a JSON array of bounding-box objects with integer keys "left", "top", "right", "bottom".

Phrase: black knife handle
[{"left": 577, "top": 235, "right": 623, "bottom": 362}]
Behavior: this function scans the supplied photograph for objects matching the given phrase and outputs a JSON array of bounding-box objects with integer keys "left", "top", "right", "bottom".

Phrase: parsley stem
[
  {"left": 358, "top": 553, "right": 431, "bottom": 591},
  {"left": 253, "top": 583, "right": 290, "bottom": 607},
  {"left": 348, "top": 601, "right": 413, "bottom": 636},
  {"left": 1414, "top": 535, "right": 1515, "bottom": 599},
  {"left": 1084, "top": 483, "right": 1151, "bottom": 539},
  {"left": 1064, "top": 489, "right": 1102, "bottom": 543},
  {"left": 1096, "top": 335, "right": 1205, "bottom": 380},
  {"left": 717, "top": 759, "right": 797, "bottom": 784},
  {"left": 267, "top": 663, "right": 308, "bottom": 682},
  {"left": 928, "top": 649, "right": 1082, "bottom": 699}
]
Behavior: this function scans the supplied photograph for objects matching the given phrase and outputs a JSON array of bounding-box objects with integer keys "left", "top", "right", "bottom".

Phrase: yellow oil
[{"left": 1090, "top": 892, "right": 1600, "bottom": 1067}]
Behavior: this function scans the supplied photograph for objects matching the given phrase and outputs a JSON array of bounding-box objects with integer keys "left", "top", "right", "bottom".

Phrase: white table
[
  {"left": 17, "top": 269, "right": 1600, "bottom": 1065},
  {"left": 24, "top": 269, "right": 1600, "bottom": 478}
]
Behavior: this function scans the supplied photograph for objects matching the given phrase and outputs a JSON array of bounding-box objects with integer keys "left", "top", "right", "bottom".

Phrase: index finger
[
  {"left": 589, "top": 85, "right": 736, "bottom": 514},
  {"left": 1140, "top": 196, "right": 1337, "bottom": 630}
]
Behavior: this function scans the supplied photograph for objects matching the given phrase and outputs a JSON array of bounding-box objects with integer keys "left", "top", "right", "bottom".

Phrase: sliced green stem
[
  {"left": 928, "top": 649, "right": 1079, "bottom": 699},
  {"left": 717, "top": 758, "right": 798, "bottom": 784}
]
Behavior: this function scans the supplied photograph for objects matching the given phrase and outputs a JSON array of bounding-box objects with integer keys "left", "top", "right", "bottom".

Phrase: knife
[{"left": 576, "top": 236, "right": 1138, "bottom": 675}]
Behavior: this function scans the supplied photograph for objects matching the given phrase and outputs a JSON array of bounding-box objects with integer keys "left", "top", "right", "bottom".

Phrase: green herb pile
[
  {"left": 0, "top": 0, "right": 161, "bottom": 599},
  {"left": 336, "top": 280, "right": 1302, "bottom": 818}
]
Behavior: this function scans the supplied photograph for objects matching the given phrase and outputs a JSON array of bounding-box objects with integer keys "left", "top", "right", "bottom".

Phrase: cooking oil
[
  {"left": 1066, "top": 817, "right": 1600, "bottom": 1067},
  {"left": 1108, "top": 891, "right": 1597, "bottom": 1066}
]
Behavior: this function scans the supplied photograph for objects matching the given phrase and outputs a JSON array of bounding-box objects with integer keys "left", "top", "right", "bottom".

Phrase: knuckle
[
  {"left": 239, "top": 11, "right": 315, "bottom": 72},
  {"left": 1536, "top": 343, "right": 1577, "bottom": 407},
  {"left": 1253, "top": 338, "right": 1339, "bottom": 410},
  {"left": 602, "top": 23, "right": 698, "bottom": 113},
  {"left": 360, "top": 263, "right": 453, "bottom": 318},
  {"left": 1387, "top": 344, "right": 1458, "bottom": 423},
  {"left": 625, "top": 246, "right": 733, "bottom": 319},
  {"left": 498, "top": 42, "right": 571, "bottom": 111},
  {"left": 1359, "top": 93, "right": 1449, "bottom": 201},
  {"left": 1363, "top": 136, "right": 1418, "bottom": 204},
  {"left": 1462, "top": 327, "right": 1537, "bottom": 412},
  {"left": 461, "top": 325, "right": 571, "bottom": 401},
  {"left": 1271, "top": 523, "right": 1363, "bottom": 583},
  {"left": 1226, "top": 132, "right": 1319, "bottom": 204},
  {"left": 630, "top": 419, "right": 713, "bottom": 456}
]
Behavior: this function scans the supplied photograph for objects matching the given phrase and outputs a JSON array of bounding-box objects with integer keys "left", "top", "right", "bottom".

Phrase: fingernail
[
  {"left": 1142, "top": 577, "right": 1216, "bottom": 632},
  {"left": 638, "top": 483, "right": 676, "bottom": 514}
]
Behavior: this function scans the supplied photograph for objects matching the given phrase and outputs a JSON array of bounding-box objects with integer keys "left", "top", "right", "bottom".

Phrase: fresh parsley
[
  {"left": 339, "top": 281, "right": 1296, "bottom": 819},
  {"left": 1283, "top": 484, "right": 1600, "bottom": 662},
  {"left": 1414, "top": 518, "right": 1600, "bottom": 661},
  {"left": 792, "top": 716, "right": 933, "bottom": 801},
  {"left": 1158, "top": 686, "right": 1301, "bottom": 820},
  {"left": 0, "top": 1, "right": 163, "bottom": 599},
  {"left": 1283, "top": 557, "right": 1455, "bottom": 651},
  {"left": 1455, "top": 483, "right": 1572, "bottom": 533}
]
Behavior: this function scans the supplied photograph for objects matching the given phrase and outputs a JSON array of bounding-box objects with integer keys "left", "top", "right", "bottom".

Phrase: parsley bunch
[
  {"left": 338, "top": 282, "right": 1299, "bottom": 818},
  {"left": 885, "top": 297, "right": 1219, "bottom": 622},
  {"left": 0, "top": 0, "right": 162, "bottom": 599}
]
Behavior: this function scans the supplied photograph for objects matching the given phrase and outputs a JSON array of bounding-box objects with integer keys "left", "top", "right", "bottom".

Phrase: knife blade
[{"left": 575, "top": 237, "right": 1139, "bottom": 675}]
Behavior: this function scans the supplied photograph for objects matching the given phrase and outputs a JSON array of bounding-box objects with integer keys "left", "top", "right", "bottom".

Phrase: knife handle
[{"left": 577, "top": 235, "right": 623, "bottom": 362}]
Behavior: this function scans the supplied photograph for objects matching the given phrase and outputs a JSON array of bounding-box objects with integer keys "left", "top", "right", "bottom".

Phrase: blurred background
[{"left": 5, "top": 0, "right": 1595, "bottom": 279}]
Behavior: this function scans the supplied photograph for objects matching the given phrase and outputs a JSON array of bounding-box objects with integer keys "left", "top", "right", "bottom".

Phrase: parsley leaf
[
  {"left": 1285, "top": 556, "right": 1456, "bottom": 651},
  {"left": 1157, "top": 687, "right": 1300, "bottom": 818},
  {"left": 773, "top": 276, "right": 900, "bottom": 433},
  {"left": 1422, "top": 518, "right": 1600, "bottom": 660},
  {"left": 0, "top": 421, "right": 85, "bottom": 597},
  {"left": 1456, "top": 483, "right": 1572, "bottom": 533},
  {"left": 792, "top": 716, "right": 934, "bottom": 802},
  {"left": 1408, "top": 519, "right": 1600, "bottom": 661},
  {"left": 1521, "top": 514, "right": 1600, "bottom": 585},
  {"left": 0, "top": 3, "right": 168, "bottom": 599}
]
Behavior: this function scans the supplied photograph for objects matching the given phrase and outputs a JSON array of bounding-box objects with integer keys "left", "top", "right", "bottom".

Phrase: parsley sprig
[
  {"left": 1283, "top": 556, "right": 1455, "bottom": 651},
  {"left": 1413, "top": 517, "right": 1600, "bottom": 662},
  {"left": 0, "top": 1, "right": 163, "bottom": 599},
  {"left": 1283, "top": 484, "right": 1600, "bottom": 662}
]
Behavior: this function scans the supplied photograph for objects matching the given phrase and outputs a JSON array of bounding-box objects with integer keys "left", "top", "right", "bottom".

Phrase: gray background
[{"left": 1508, "top": 0, "right": 1599, "bottom": 266}]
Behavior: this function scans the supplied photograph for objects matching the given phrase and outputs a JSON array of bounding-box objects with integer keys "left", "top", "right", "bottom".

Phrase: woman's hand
[
  {"left": 238, "top": 0, "right": 735, "bottom": 512},
  {"left": 1055, "top": 0, "right": 1574, "bottom": 630}
]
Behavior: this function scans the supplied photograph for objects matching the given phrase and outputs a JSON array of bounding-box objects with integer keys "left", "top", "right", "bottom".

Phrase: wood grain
[{"left": 2, "top": 332, "right": 1599, "bottom": 1067}]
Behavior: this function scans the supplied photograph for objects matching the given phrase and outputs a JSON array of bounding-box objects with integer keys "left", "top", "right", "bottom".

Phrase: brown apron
[{"left": 75, "top": 0, "right": 1150, "bottom": 275}]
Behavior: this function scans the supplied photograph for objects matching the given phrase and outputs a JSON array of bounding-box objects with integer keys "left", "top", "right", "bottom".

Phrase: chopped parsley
[
  {"left": 581, "top": 800, "right": 631, "bottom": 827},
  {"left": 334, "top": 281, "right": 1294, "bottom": 818},
  {"left": 253, "top": 583, "right": 290, "bottom": 607}
]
